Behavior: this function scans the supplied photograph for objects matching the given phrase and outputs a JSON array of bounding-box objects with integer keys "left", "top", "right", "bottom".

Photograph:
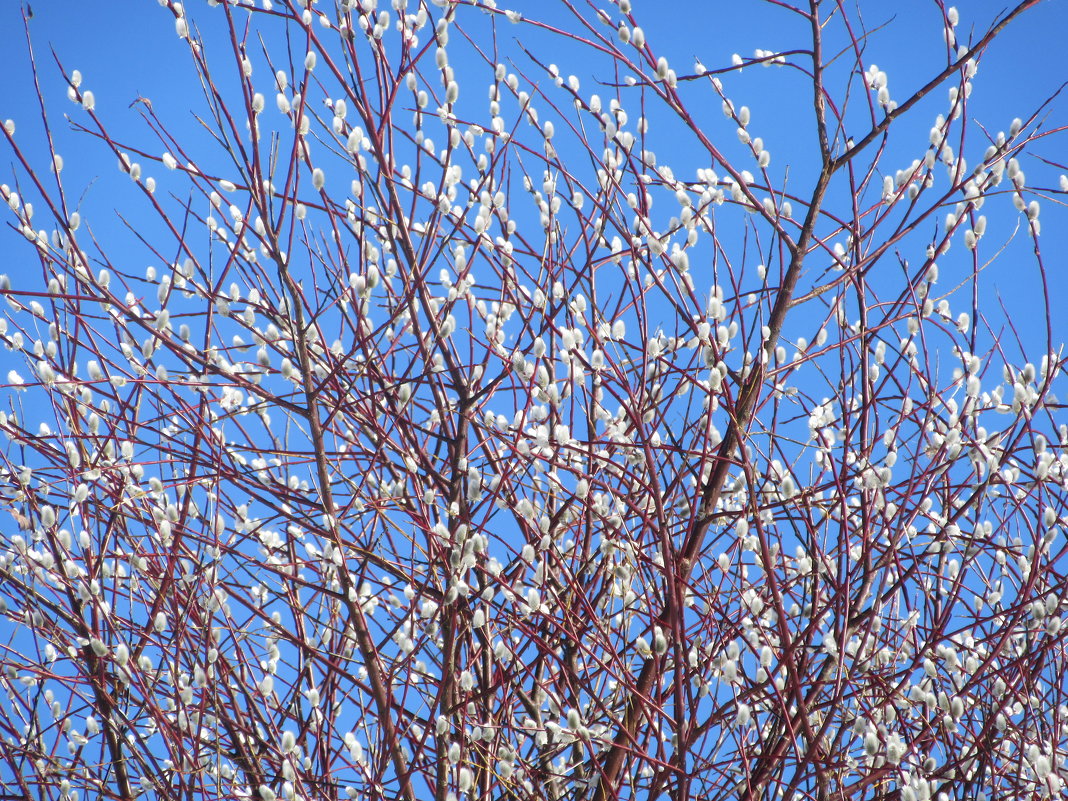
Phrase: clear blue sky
[{"left": 3, "top": 0, "right": 1065, "bottom": 346}]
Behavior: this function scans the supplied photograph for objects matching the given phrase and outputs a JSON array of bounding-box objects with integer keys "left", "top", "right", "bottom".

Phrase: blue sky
[{"left": 4, "top": 0, "right": 1065, "bottom": 343}]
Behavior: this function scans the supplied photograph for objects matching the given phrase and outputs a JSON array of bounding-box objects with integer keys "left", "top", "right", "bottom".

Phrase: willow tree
[{"left": 1, "top": 1, "right": 1066, "bottom": 799}]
